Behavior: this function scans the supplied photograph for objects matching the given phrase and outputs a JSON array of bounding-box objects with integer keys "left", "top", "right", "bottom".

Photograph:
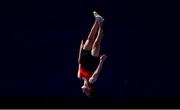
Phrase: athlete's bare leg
[
  {"left": 91, "top": 17, "right": 104, "bottom": 57},
  {"left": 83, "top": 20, "right": 99, "bottom": 51},
  {"left": 89, "top": 12, "right": 105, "bottom": 84}
]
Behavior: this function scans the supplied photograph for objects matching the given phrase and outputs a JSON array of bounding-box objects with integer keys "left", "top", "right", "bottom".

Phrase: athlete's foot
[{"left": 93, "top": 11, "right": 104, "bottom": 22}]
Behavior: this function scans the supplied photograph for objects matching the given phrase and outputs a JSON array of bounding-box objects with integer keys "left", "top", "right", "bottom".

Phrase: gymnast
[{"left": 77, "top": 11, "right": 107, "bottom": 97}]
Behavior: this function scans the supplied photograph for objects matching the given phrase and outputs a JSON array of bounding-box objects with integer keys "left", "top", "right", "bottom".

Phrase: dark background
[{"left": 1, "top": 0, "right": 178, "bottom": 97}]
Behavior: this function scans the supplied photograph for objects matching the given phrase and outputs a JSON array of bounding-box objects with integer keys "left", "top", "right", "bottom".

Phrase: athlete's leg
[
  {"left": 83, "top": 20, "right": 99, "bottom": 50},
  {"left": 89, "top": 13, "right": 105, "bottom": 84},
  {"left": 91, "top": 20, "right": 104, "bottom": 57}
]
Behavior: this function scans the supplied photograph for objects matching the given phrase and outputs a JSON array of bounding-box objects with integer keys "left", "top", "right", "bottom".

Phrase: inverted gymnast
[{"left": 77, "top": 11, "right": 107, "bottom": 97}]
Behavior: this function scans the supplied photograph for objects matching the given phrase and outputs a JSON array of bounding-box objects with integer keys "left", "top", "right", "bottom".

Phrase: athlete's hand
[
  {"left": 100, "top": 54, "right": 107, "bottom": 63},
  {"left": 89, "top": 74, "right": 98, "bottom": 84}
]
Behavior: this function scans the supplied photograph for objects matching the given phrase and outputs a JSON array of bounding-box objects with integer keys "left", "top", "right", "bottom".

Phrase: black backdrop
[{"left": 1, "top": 0, "right": 178, "bottom": 97}]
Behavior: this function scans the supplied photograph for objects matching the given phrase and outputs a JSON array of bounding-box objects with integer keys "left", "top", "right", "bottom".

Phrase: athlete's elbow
[
  {"left": 77, "top": 71, "right": 81, "bottom": 79},
  {"left": 77, "top": 75, "right": 81, "bottom": 79}
]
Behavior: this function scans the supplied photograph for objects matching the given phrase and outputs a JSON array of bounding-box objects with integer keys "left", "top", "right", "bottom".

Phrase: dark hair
[{"left": 88, "top": 84, "right": 96, "bottom": 98}]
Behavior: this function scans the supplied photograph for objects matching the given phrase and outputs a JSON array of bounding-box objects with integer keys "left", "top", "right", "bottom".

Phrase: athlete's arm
[
  {"left": 77, "top": 40, "right": 84, "bottom": 79},
  {"left": 92, "top": 54, "right": 107, "bottom": 77},
  {"left": 88, "top": 55, "right": 107, "bottom": 83},
  {"left": 78, "top": 40, "right": 84, "bottom": 64},
  {"left": 77, "top": 64, "right": 81, "bottom": 79}
]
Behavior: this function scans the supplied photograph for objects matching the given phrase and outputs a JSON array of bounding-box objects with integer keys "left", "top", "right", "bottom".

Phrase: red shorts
[{"left": 80, "top": 67, "right": 93, "bottom": 79}]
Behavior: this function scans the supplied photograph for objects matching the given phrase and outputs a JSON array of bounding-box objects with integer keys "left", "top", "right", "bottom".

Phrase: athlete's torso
[{"left": 80, "top": 49, "right": 100, "bottom": 79}]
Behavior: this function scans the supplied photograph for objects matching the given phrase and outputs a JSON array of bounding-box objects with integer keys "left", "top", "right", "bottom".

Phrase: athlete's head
[
  {"left": 88, "top": 87, "right": 96, "bottom": 98},
  {"left": 81, "top": 83, "right": 95, "bottom": 97}
]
